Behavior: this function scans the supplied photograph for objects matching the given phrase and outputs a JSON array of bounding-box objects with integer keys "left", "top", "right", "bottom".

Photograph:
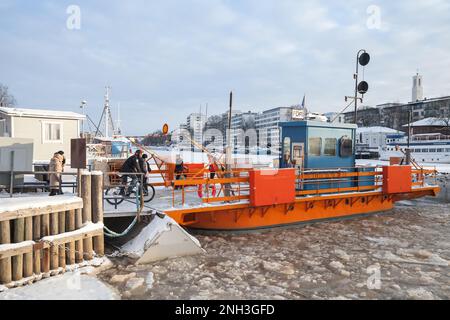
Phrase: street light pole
[
  {"left": 80, "top": 100, "right": 87, "bottom": 138},
  {"left": 354, "top": 49, "right": 367, "bottom": 124}
]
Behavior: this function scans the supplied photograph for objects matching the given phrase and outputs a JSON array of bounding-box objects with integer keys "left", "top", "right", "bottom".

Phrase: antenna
[
  {"left": 104, "top": 86, "right": 111, "bottom": 137},
  {"left": 95, "top": 86, "right": 116, "bottom": 138},
  {"left": 116, "top": 103, "right": 122, "bottom": 135}
]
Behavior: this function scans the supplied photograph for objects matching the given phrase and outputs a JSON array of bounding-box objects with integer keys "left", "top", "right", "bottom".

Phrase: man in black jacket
[{"left": 120, "top": 150, "right": 145, "bottom": 195}]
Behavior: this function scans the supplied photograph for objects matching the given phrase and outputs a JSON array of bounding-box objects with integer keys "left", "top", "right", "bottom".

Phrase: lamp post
[{"left": 80, "top": 100, "right": 87, "bottom": 138}]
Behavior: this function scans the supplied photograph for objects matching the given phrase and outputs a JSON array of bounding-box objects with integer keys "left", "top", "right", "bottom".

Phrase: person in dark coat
[
  {"left": 141, "top": 154, "right": 151, "bottom": 174},
  {"left": 120, "top": 150, "right": 144, "bottom": 195},
  {"left": 174, "top": 154, "right": 187, "bottom": 190},
  {"left": 140, "top": 154, "right": 152, "bottom": 193}
]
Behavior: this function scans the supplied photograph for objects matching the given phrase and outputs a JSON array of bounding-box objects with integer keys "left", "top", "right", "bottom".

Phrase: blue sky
[{"left": 1, "top": 0, "right": 450, "bottom": 135}]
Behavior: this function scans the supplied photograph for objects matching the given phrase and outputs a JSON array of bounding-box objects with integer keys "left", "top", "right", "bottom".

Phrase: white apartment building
[
  {"left": 324, "top": 112, "right": 345, "bottom": 123},
  {"left": 256, "top": 107, "right": 299, "bottom": 153},
  {"left": 187, "top": 113, "right": 206, "bottom": 150},
  {"left": 356, "top": 126, "right": 403, "bottom": 158}
]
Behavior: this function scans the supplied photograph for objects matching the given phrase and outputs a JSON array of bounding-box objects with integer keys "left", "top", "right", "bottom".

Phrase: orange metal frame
[{"left": 163, "top": 166, "right": 440, "bottom": 231}]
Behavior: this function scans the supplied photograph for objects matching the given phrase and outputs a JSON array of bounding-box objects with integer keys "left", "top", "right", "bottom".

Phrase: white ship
[{"left": 379, "top": 133, "right": 450, "bottom": 163}]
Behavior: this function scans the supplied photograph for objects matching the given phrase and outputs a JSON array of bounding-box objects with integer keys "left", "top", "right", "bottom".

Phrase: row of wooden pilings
[{"left": 0, "top": 172, "right": 105, "bottom": 285}]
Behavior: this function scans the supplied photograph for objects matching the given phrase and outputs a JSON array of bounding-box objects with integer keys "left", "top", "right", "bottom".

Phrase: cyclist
[{"left": 119, "top": 150, "right": 145, "bottom": 196}]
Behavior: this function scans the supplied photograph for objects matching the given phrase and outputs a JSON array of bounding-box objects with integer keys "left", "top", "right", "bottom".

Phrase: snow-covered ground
[{"left": 0, "top": 271, "right": 119, "bottom": 300}]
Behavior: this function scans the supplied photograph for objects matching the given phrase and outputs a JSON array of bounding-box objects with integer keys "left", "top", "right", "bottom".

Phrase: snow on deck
[{"left": 0, "top": 195, "right": 82, "bottom": 214}]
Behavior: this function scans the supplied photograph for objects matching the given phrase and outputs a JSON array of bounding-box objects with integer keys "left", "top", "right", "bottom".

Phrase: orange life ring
[{"left": 197, "top": 184, "right": 216, "bottom": 198}]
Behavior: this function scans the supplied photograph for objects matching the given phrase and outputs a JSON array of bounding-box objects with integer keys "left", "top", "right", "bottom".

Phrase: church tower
[{"left": 412, "top": 73, "right": 423, "bottom": 102}]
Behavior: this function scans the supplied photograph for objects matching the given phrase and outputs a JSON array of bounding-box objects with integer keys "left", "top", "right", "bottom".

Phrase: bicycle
[{"left": 105, "top": 175, "right": 155, "bottom": 206}]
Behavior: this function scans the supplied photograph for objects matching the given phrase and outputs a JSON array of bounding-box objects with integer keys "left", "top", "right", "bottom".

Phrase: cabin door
[{"left": 292, "top": 143, "right": 304, "bottom": 190}]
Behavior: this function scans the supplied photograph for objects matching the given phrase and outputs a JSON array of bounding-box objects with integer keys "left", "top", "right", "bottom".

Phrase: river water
[{"left": 100, "top": 191, "right": 450, "bottom": 300}]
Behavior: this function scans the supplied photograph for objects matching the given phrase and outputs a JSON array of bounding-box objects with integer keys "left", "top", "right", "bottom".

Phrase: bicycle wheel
[
  {"left": 105, "top": 187, "right": 125, "bottom": 205},
  {"left": 143, "top": 184, "right": 156, "bottom": 203}
]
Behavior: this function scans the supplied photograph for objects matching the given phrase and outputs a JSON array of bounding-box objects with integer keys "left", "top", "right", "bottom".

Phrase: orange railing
[
  {"left": 296, "top": 166, "right": 437, "bottom": 196},
  {"left": 172, "top": 169, "right": 251, "bottom": 207},
  {"left": 168, "top": 166, "right": 438, "bottom": 207}
]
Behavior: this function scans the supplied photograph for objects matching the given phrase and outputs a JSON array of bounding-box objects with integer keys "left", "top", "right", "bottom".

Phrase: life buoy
[{"left": 197, "top": 184, "right": 216, "bottom": 198}]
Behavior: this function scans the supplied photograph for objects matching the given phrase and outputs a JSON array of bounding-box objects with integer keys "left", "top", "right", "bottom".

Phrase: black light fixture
[
  {"left": 358, "top": 81, "right": 369, "bottom": 95},
  {"left": 347, "top": 50, "right": 371, "bottom": 124}
]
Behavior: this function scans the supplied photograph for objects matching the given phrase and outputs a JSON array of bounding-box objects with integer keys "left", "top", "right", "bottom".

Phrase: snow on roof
[
  {"left": 0, "top": 107, "right": 85, "bottom": 120},
  {"left": 357, "top": 126, "right": 401, "bottom": 134},
  {"left": 403, "top": 117, "right": 448, "bottom": 127}
]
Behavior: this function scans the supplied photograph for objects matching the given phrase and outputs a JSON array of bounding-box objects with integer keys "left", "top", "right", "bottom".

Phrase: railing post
[{"left": 9, "top": 150, "right": 14, "bottom": 198}]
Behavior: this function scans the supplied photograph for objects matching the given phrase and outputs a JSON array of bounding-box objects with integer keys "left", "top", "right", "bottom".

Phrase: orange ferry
[{"left": 161, "top": 121, "right": 440, "bottom": 231}]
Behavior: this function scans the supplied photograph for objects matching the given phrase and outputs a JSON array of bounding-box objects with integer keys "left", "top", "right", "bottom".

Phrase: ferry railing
[
  {"left": 171, "top": 169, "right": 251, "bottom": 207},
  {"left": 295, "top": 166, "right": 437, "bottom": 196},
  {"left": 166, "top": 165, "right": 439, "bottom": 206}
]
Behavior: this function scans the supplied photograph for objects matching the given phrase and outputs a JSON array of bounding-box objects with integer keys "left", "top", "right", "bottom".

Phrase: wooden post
[
  {"left": 81, "top": 173, "right": 92, "bottom": 223},
  {"left": 84, "top": 238, "right": 94, "bottom": 260},
  {"left": 23, "top": 217, "right": 33, "bottom": 278},
  {"left": 41, "top": 214, "right": 50, "bottom": 274},
  {"left": 91, "top": 173, "right": 104, "bottom": 256},
  {"left": 67, "top": 210, "right": 76, "bottom": 265},
  {"left": 0, "top": 220, "right": 12, "bottom": 284},
  {"left": 58, "top": 211, "right": 66, "bottom": 269},
  {"left": 75, "top": 208, "right": 84, "bottom": 263},
  {"left": 50, "top": 212, "right": 59, "bottom": 270},
  {"left": 32, "top": 216, "right": 41, "bottom": 275},
  {"left": 81, "top": 173, "right": 93, "bottom": 260},
  {"left": 12, "top": 218, "right": 24, "bottom": 281}
]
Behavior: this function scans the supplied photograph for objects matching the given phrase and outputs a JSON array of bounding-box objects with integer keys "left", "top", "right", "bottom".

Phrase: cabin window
[
  {"left": 340, "top": 137, "right": 353, "bottom": 157},
  {"left": 308, "top": 137, "right": 322, "bottom": 156},
  {"left": 283, "top": 137, "right": 291, "bottom": 159},
  {"left": 446, "top": 148, "right": 450, "bottom": 152},
  {"left": 422, "top": 149, "right": 428, "bottom": 152},
  {"left": 323, "top": 138, "right": 337, "bottom": 156},
  {"left": 437, "top": 148, "right": 444, "bottom": 152},
  {"left": 429, "top": 149, "right": 436, "bottom": 153},
  {"left": 42, "top": 122, "right": 63, "bottom": 143}
]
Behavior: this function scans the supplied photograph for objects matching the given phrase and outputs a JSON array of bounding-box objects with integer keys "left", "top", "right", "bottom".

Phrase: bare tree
[{"left": 0, "top": 83, "right": 17, "bottom": 107}]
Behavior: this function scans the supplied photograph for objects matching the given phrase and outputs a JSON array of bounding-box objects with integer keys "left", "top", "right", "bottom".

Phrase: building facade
[
  {"left": 0, "top": 107, "right": 84, "bottom": 162},
  {"left": 255, "top": 107, "right": 301, "bottom": 152},
  {"left": 186, "top": 113, "right": 206, "bottom": 150},
  {"left": 343, "top": 73, "right": 450, "bottom": 132},
  {"left": 343, "top": 96, "right": 450, "bottom": 131},
  {"left": 355, "top": 126, "right": 403, "bottom": 158}
]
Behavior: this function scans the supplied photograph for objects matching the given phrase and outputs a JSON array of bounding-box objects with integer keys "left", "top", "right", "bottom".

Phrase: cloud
[{"left": 0, "top": 0, "right": 449, "bottom": 134}]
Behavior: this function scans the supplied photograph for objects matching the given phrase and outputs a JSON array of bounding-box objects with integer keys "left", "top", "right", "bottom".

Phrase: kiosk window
[
  {"left": 308, "top": 137, "right": 322, "bottom": 156},
  {"left": 324, "top": 138, "right": 337, "bottom": 156},
  {"left": 340, "top": 137, "right": 353, "bottom": 157}
]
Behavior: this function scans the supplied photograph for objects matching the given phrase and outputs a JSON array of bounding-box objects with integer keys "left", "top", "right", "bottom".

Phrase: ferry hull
[{"left": 165, "top": 187, "right": 439, "bottom": 231}]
